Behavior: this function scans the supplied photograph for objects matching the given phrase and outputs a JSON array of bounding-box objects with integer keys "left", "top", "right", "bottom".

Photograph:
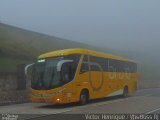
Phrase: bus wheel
[
  {"left": 123, "top": 86, "right": 128, "bottom": 98},
  {"left": 79, "top": 90, "right": 89, "bottom": 105}
]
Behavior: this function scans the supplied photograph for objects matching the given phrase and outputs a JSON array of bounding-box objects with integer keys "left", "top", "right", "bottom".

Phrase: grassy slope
[
  {"left": 0, "top": 55, "right": 30, "bottom": 72},
  {"left": 0, "top": 23, "right": 114, "bottom": 72},
  {"left": 0, "top": 23, "right": 92, "bottom": 72},
  {"left": 0, "top": 23, "right": 92, "bottom": 58},
  {"left": 0, "top": 23, "right": 159, "bottom": 88}
]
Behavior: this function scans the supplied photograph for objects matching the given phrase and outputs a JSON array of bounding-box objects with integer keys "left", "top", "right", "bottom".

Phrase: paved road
[{"left": 0, "top": 88, "right": 160, "bottom": 120}]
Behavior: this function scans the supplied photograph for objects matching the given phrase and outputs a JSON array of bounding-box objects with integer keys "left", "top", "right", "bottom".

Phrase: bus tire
[
  {"left": 79, "top": 89, "right": 89, "bottom": 105},
  {"left": 123, "top": 86, "right": 128, "bottom": 98}
]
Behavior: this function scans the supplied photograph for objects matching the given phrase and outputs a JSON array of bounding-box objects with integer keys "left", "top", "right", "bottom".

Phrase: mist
[{"left": 0, "top": 0, "right": 160, "bottom": 53}]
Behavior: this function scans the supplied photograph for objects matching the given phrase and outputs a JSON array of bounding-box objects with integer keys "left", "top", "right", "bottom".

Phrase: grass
[
  {"left": 0, "top": 23, "right": 91, "bottom": 72},
  {"left": 0, "top": 56, "right": 31, "bottom": 72}
]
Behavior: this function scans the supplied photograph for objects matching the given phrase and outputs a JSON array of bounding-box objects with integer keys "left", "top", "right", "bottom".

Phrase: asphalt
[{"left": 0, "top": 88, "right": 160, "bottom": 120}]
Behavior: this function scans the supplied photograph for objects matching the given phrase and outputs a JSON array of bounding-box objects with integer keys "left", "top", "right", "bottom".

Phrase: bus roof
[{"left": 38, "top": 48, "right": 136, "bottom": 63}]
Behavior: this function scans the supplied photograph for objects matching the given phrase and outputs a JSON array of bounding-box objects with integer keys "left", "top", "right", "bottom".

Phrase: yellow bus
[{"left": 31, "top": 48, "right": 138, "bottom": 105}]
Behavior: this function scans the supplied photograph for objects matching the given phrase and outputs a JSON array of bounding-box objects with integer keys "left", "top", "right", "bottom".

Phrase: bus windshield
[{"left": 31, "top": 54, "right": 80, "bottom": 90}]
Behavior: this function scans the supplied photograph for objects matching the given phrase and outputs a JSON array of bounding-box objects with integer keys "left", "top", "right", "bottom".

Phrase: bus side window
[
  {"left": 90, "top": 65, "right": 100, "bottom": 71},
  {"left": 89, "top": 56, "right": 105, "bottom": 71},
  {"left": 80, "top": 63, "right": 89, "bottom": 74},
  {"left": 83, "top": 55, "right": 89, "bottom": 62}
]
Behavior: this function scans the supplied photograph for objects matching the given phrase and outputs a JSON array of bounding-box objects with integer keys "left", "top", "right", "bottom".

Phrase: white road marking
[
  {"left": 145, "top": 107, "right": 160, "bottom": 114},
  {"left": 54, "top": 109, "right": 72, "bottom": 114}
]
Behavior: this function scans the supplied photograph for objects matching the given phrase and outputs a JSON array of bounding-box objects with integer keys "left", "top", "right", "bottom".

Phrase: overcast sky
[{"left": 0, "top": 0, "right": 160, "bottom": 52}]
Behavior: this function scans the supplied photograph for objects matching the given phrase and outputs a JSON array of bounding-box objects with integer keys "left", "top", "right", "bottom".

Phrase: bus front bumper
[{"left": 31, "top": 94, "right": 63, "bottom": 104}]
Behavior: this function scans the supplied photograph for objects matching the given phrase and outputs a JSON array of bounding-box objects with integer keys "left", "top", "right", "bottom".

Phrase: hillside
[
  {"left": 0, "top": 23, "right": 117, "bottom": 72},
  {"left": 0, "top": 23, "right": 160, "bottom": 88},
  {"left": 0, "top": 23, "right": 92, "bottom": 59},
  {"left": 0, "top": 23, "right": 93, "bottom": 72}
]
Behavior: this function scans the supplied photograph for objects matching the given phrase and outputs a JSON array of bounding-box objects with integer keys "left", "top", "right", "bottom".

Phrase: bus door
[{"left": 74, "top": 55, "right": 90, "bottom": 101}]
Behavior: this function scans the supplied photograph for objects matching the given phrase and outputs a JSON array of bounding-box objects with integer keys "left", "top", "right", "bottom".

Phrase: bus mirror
[
  {"left": 57, "top": 60, "right": 73, "bottom": 72},
  {"left": 25, "top": 63, "right": 34, "bottom": 79}
]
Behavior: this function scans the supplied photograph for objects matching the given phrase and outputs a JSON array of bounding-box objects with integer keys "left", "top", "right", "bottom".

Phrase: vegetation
[{"left": 0, "top": 23, "right": 91, "bottom": 72}]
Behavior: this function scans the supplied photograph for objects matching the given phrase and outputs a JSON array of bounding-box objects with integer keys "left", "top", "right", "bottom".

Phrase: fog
[{"left": 0, "top": 0, "right": 160, "bottom": 53}]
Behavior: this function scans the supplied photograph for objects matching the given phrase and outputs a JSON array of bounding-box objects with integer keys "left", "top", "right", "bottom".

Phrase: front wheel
[{"left": 79, "top": 91, "right": 89, "bottom": 105}]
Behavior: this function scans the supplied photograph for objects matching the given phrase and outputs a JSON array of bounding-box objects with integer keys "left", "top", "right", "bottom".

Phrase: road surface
[{"left": 0, "top": 88, "right": 160, "bottom": 120}]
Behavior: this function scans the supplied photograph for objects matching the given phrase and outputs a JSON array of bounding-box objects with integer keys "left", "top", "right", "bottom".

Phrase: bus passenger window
[
  {"left": 90, "top": 56, "right": 105, "bottom": 71},
  {"left": 80, "top": 63, "right": 89, "bottom": 74},
  {"left": 90, "top": 65, "right": 100, "bottom": 71},
  {"left": 83, "top": 55, "right": 88, "bottom": 62}
]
